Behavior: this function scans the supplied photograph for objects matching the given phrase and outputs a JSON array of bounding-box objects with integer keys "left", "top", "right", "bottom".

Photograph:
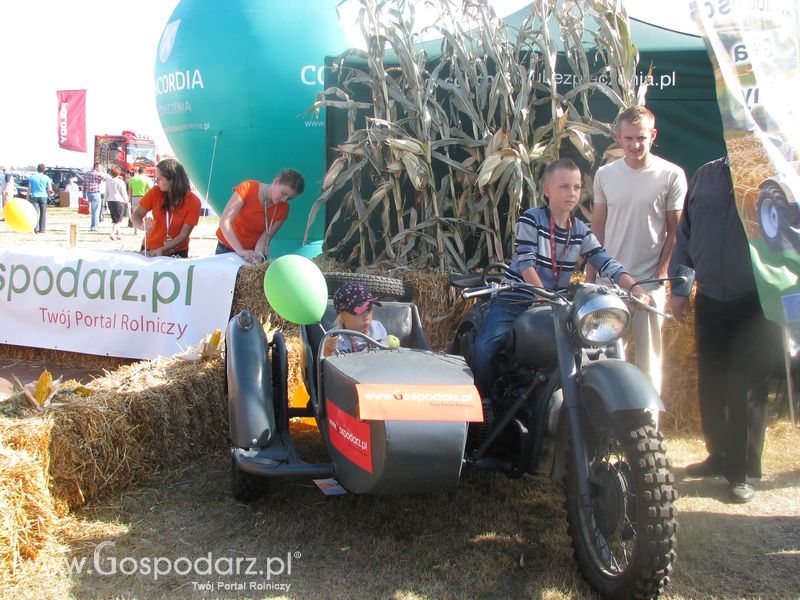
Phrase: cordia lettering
[
  {"left": 155, "top": 69, "right": 205, "bottom": 96},
  {"left": 300, "top": 65, "right": 326, "bottom": 86}
]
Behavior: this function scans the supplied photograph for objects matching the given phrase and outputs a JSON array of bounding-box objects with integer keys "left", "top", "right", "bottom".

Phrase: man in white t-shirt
[{"left": 590, "top": 106, "right": 687, "bottom": 397}]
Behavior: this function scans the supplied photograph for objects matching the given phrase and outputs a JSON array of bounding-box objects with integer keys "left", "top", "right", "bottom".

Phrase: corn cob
[{"left": 34, "top": 369, "right": 52, "bottom": 405}]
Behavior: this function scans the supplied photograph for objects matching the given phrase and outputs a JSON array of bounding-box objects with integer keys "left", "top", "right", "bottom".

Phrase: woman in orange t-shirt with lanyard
[
  {"left": 215, "top": 169, "right": 305, "bottom": 263},
  {"left": 132, "top": 158, "right": 202, "bottom": 258}
]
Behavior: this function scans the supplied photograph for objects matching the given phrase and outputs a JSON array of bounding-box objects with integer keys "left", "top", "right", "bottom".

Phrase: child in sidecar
[{"left": 323, "top": 282, "right": 387, "bottom": 356}]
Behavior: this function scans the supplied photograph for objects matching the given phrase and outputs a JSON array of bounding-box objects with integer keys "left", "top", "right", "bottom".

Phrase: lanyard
[
  {"left": 165, "top": 209, "right": 173, "bottom": 242},
  {"left": 263, "top": 184, "right": 275, "bottom": 236},
  {"left": 549, "top": 213, "right": 572, "bottom": 285}
]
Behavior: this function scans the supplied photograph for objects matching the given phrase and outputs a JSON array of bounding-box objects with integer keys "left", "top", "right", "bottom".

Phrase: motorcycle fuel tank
[
  {"left": 321, "top": 349, "right": 481, "bottom": 494},
  {"left": 511, "top": 304, "right": 558, "bottom": 369}
]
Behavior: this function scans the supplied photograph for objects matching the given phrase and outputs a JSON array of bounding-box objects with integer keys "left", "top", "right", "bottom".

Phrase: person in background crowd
[
  {"left": 589, "top": 105, "right": 688, "bottom": 402},
  {"left": 0, "top": 167, "right": 14, "bottom": 218},
  {"left": 128, "top": 166, "right": 153, "bottom": 229},
  {"left": 27, "top": 164, "right": 53, "bottom": 234},
  {"left": 83, "top": 163, "right": 111, "bottom": 232},
  {"left": 105, "top": 166, "right": 130, "bottom": 240},
  {"left": 215, "top": 169, "right": 305, "bottom": 263},
  {"left": 669, "top": 156, "right": 783, "bottom": 504},
  {"left": 131, "top": 158, "right": 201, "bottom": 258},
  {"left": 64, "top": 176, "right": 80, "bottom": 208}
]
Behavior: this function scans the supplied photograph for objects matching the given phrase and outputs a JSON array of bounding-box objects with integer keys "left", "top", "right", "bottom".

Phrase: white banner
[
  {"left": 0, "top": 247, "right": 245, "bottom": 360},
  {"left": 692, "top": 0, "right": 800, "bottom": 330}
]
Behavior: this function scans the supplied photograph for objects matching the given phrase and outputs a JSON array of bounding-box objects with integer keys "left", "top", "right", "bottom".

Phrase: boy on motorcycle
[{"left": 471, "top": 158, "right": 651, "bottom": 397}]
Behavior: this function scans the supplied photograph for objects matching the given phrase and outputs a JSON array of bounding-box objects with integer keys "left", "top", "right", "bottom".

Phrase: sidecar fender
[
  {"left": 579, "top": 359, "right": 663, "bottom": 423},
  {"left": 226, "top": 311, "right": 277, "bottom": 449}
]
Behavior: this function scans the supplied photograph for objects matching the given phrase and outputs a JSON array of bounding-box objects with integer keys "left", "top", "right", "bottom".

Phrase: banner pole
[
  {"left": 783, "top": 329, "right": 796, "bottom": 424},
  {"left": 202, "top": 131, "right": 221, "bottom": 226}
]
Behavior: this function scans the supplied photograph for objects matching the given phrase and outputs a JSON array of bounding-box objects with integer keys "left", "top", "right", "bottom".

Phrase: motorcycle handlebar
[
  {"left": 625, "top": 292, "right": 673, "bottom": 319},
  {"left": 634, "top": 275, "right": 688, "bottom": 287},
  {"left": 462, "top": 281, "right": 674, "bottom": 319},
  {"left": 461, "top": 283, "right": 560, "bottom": 301}
]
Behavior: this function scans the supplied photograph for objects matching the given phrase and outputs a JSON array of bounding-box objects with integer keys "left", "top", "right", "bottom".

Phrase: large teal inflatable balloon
[
  {"left": 154, "top": 0, "right": 350, "bottom": 258},
  {"left": 264, "top": 255, "right": 328, "bottom": 324}
]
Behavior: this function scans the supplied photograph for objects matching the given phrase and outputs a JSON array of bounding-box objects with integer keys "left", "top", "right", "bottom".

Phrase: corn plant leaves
[{"left": 310, "top": 0, "right": 638, "bottom": 272}]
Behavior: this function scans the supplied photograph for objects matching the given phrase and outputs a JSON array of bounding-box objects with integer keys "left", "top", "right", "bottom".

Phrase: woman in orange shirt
[
  {"left": 215, "top": 169, "right": 305, "bottom": 263},
  {"left": 131, "top": 158, "right": 202, "bottom": 258}
]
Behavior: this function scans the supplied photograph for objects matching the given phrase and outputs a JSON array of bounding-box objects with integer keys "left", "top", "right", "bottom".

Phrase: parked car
[
  {"left": 44, "top": 167, "right": 85, "bottom": 205},
  {"left": 12, "top": 173, "right": 29, "bottom": 198}
]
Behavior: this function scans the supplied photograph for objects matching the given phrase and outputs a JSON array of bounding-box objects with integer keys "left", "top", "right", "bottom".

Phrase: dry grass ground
[{"left": 1, "top": 421, "right": 797, "bottom": 600}]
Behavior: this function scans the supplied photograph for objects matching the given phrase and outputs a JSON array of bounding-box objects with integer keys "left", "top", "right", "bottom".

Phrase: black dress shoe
[
  {"left": 685, "top": 457, "right": 723, "bottom": 477},
  {"left": 729, "top": 482, "right": 754, "bottom": 503}
]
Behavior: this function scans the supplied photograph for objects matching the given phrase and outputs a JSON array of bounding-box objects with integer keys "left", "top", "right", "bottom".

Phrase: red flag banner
[{"left": 56, "top": 89, "right": 87, "bottom": 152}]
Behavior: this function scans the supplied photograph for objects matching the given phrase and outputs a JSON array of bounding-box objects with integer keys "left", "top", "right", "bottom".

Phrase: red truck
[{"left": 94, "top": 131, "right": 158, "bottom": 177}]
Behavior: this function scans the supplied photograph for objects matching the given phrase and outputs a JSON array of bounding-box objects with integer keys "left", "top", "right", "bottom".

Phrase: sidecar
[{"left": 225, "top": 276, "right": 483, "bottom": 501}]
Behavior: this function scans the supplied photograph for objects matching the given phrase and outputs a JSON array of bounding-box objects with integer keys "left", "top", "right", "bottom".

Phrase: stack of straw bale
[
  {"left": 45, "top": 354, "right": 226, "bottom": 509},
  {"left": 661, "top": 313, "right": 700, "bottom": 432},
  {"left": 0, "top": 416, "right": 59, "bottom": 573},
  {"left": 0, "top": 348, "right": 225, "bottom": 578}
]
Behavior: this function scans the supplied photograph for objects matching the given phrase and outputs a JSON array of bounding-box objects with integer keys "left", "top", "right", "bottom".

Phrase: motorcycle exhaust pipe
[{"left": 545, "top": 389, "right": 563, "bottom": 437}]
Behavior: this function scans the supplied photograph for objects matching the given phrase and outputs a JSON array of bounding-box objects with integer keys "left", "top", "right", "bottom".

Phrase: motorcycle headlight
[{"left": 571, "top": 291, "right": 630, "bottom": 346}]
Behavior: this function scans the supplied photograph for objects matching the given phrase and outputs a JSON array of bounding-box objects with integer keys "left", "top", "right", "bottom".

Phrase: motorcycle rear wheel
[{"left": 565, "top": 413, "right": 677, "bottom": 599}]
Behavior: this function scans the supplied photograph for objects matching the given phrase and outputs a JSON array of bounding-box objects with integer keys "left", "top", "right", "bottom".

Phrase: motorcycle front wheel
[{"left": 565, "top": 413, "right": 677, "bottom": 599}]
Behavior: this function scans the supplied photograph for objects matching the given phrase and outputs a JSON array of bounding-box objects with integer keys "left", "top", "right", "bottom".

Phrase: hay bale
[
  {"left": 386, "top": 270, "right": 461, "bottom": 351},
  {"left": 0, "top": 351, "right": 226, "bottom": 580},
  {"left": 0, "top": 415, "right": 53, "bottom": 464},
  {"left": 0, "top": 447, "right": 59, "bottom": 573},
  {"left": 286, "top": 335, "right": 305, "bottom": 402},
  {"left": 229, "top": 256, "right": 348, "bottom": 327},
  {"left": 46, "top": 354, "right": 226, "bottom": 509},
  {"left": 661, "top": 314, "right": 700, "bottom": 433},
  {"left": 230, "top": 262, "right": 270, "bottom": 323}
]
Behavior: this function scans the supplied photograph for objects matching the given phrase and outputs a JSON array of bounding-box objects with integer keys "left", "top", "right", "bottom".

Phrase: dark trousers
[
  {"left": 471, "top": 297, "right": 531, "bottom": 397},
  {"left": 29, "top": 196, "right": 47, "bottom": 233},
  {"left": 215, "top": 240, "right": 235, "bottom": 255},
  {"left": 695, "top": 293, "right": 782, "bottom": 483}
]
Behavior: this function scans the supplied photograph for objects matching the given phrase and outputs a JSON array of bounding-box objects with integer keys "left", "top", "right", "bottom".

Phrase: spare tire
[{"left": 323, "top": 272, "right": 414, "bottom": 302}]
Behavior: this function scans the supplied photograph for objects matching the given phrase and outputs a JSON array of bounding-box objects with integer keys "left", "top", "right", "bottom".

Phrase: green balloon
[{"left": 264, "top": 255, "right": 328, "bottom": 325}]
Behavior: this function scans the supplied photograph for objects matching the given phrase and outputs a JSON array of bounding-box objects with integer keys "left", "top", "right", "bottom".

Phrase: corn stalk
[{"left": 307, "top": 0, "right": 639, "bottom": 272}]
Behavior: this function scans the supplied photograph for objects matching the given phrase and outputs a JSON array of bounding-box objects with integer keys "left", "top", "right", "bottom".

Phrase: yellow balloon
[{"left": 3, "top": 197, "right": 37, "bottom": 233}]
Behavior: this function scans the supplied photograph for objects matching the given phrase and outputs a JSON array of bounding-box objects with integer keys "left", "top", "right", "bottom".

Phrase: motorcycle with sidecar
[{"left": 224, "top": 268, "right": 688, "bottom": 599}]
